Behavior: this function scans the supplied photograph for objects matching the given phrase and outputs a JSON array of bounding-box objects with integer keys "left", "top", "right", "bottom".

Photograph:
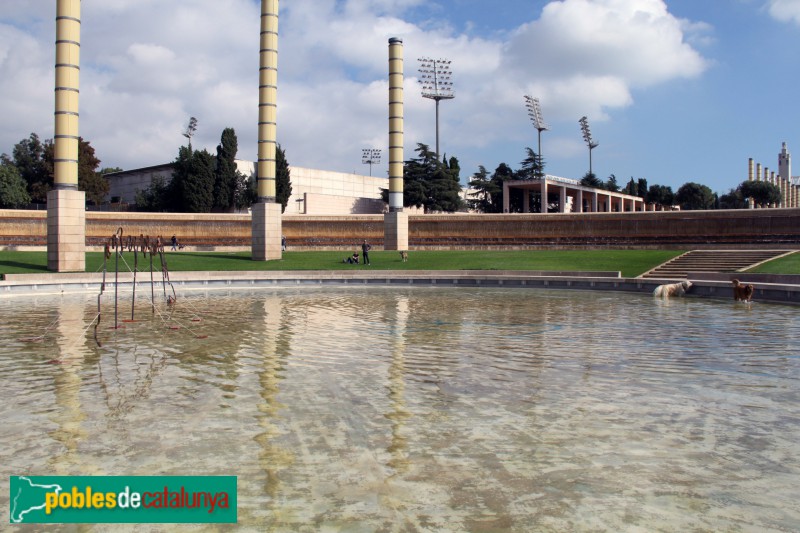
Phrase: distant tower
[{"left": 779, "top": 142, "right": 791, "bottom": 182}]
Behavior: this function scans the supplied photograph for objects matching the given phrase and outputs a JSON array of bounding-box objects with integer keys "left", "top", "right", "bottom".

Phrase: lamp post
[
  {"left": 418, "top": 57, "right": 454, "bottom": 157},
  {"left": 524, "top": 95, "right": 547, "bottom": 178},
  {"left": 579, "top": 116, "right": 599, "bottom": 177},
  {"left": 362, "top": 148, "right": 381, "bottom": 176}
]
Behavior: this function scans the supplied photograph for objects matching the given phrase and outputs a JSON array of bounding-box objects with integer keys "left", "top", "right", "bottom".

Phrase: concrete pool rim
[{"left": 1, "top": 270, "right": 798, "bottom": 305}]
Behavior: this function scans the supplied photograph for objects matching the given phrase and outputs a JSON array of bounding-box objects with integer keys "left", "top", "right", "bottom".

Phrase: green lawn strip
[
  {"left": 748, "top": 251, "right": 800, "bottom": 274},
  {"left": 1, "top": 249, "right": 685, "bottom": 278}
]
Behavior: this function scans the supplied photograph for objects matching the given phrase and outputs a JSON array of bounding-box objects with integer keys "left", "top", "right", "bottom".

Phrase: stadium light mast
[
  {"left": 362, "top": 148, "right": 381, "bottom": 176},
  {"left": 579, "top": 116, "right": 599, "bottom": 177},
  {"left": 418, "top": 57, "right": 454, "bottom": 158},
  {"left": 524, "top": 96, "right": 548, "bottom": 178}
]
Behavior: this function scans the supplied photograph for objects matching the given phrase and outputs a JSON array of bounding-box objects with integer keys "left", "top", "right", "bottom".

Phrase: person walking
[
  {"left": 171, "top": 235, "right": 178, "bottom": 251},
  {"left": 361, "top": 239, "right": 371, "bottom": 265}
]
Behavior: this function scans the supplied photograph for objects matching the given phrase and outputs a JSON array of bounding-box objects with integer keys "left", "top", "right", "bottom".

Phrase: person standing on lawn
[{"left": 361, "top": 240, "right": 371, "bottom": 265}]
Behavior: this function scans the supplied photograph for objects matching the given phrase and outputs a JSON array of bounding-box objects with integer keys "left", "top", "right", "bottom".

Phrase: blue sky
[{"left": 0, "top": 0, "right": 798, "bottom": 194}]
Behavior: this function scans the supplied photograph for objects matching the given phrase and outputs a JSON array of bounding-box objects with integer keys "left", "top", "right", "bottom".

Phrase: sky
[{"left": 1, "top": 0, "right": 799, "bottom": 195}]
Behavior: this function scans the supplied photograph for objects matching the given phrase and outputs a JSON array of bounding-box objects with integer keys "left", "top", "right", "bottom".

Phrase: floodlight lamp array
[
  {"left": 418, "top": 57, "right": 455, "bottom": 100},
  {"left": 362, "top": 148, "right": 382, "bottom": 164},
  {"left": 579, "top": 116, "right": 598, "bottom": 149},
  {"left": 524, "top": 95, "right": 548, "bottom": 132}
]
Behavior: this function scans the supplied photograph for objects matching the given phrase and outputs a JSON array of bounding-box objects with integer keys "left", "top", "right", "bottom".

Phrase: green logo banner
[{"left": 9, "top": 476, "right": 237, "bottom": 524}]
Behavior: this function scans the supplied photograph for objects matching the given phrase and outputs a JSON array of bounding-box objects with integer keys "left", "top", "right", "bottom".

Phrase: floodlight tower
[
  {"left": 362, "top": 148, "right": 381, "bottom": 176},
  {"left": 579, "top": 116, "right": 599, "bottom": 177},
  {"left": 418, "top": 57, "right": 454, "bottom": 157},
  {"left": 524, "top": 95, "right": 548, "bottom": 177}
]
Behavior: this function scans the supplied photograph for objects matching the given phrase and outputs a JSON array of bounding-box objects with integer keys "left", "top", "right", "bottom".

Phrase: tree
[
  {"left": 468, "top": 165, "right": 498, "bottom": 212},
  {"left": 580, "top": 172, "right": 603, "bottom": 189},
  {"left": 719, "top": 188, "right": 746, "bottom": 209},
  {"left": 645, "top": 184, "right": 674, "bottom": 208},
  {"left": 739, "top": 180, "right": 781, "bottom": 207},
  {"left": 492, "top": 163, "right": 519, "bottom": 212},
  {"left": 605, "top": 174, "right": 620, "bottom": 192},
  {"left": 429, "top": 154, "right": 463, "bottom": 212},
  {"left": 213, "top": 128, "right": 240, "bottom": 212},
  {"left": 0, "top": 162, "right": 31, "bottom": 208},
  {"left": 623, "top": 177, "right": 638, "bottom": 196},
  {"left": 135, "top": 175, "right": 172, "bottom": 212},
  {"left": 75, "top": 138, "right": 108, "bottom": 205},
  {"left": 390, "top": 144, "right": 462, "bottom": 213},
  {"left": 276, "top": 144, "right": 292, "bottom": 213},
  {"left": 171, "top": 145, "right": 215, "bottom": 213},
  {"left": 675, "top": 182, "right": 716, "bottom": 210},
  {"left": 10, "top": 133, "right": 49, "bottom": 202},
  {"left": 517, "top": 147, "right": 545, "bottom": 180},
  {"left": 637, "top": 178, "right": 648, "bottom": 200}
]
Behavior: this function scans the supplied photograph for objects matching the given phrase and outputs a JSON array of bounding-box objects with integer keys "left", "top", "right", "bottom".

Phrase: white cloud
[
  {"left": 503, "top": 0, "right": 707, "bottom": 120},
  {"left": 768, "top": 0, "right": 800, "bottom": 25},
  {"left": 0, "top": 0, "right": 709, "bottom": 180}
]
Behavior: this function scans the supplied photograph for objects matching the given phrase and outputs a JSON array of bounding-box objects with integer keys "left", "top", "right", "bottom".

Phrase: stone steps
[{"left": 639, "top": 250, "right": 792, "bottom": 280}]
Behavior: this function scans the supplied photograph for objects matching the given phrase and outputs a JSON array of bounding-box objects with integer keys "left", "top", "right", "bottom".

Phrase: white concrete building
[{"left": 105, "top": 161, "right": 389, "bottom": 215}]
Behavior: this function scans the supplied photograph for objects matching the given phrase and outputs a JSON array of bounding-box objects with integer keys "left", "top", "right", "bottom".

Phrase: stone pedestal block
[
  {"left": 47, "top": 189, "right": 86, "bottom": 272},
  {"left": 383, "top": 211, "right": 408, "bottom": 251},
  {"left": 251, "top": 202, "right": 283, "bottom": 260}
]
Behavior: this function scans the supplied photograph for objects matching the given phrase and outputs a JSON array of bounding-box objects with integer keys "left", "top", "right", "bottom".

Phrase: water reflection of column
[
  {"left": 255, "top": 295, "right": 294, "bottom": 497},
  {"left": 386, "top": 296, "right": 411, "bottom": 474},
  {"left": 49, "top": 298, "right": 92, "bottom": 474}
]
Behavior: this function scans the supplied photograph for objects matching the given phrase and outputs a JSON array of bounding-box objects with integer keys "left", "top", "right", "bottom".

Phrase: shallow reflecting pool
[{"left": 1, "top": 287, "right": 799, "bottom": 531}]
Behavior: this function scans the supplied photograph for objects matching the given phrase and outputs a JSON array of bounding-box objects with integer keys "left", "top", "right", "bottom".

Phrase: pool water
[{"left": 1, "top": 287, "right": 798, "bottom": 531}]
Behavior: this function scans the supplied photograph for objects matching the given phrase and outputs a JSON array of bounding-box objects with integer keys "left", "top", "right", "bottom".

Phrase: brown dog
[
  {"left": 399, "top": 251, "right": 408, "bottom": 262},
  {"left": 732, "top": 279, "right": 754, "bottom": 302}
]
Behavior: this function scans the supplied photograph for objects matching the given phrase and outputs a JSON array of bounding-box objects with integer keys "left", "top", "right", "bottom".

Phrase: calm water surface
[{"left": 1, "top": 287, "right": 798, "bottom": 532}]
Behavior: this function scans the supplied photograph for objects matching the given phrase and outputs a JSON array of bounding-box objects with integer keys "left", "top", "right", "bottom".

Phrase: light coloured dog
[
  {"left": 732, "top": 279, "right": 754, "bottom": 302},
  {"left": 653, "top": 280, "right": 692, "bottom": 298},
  {"left": 399, "top": 251, "right": 408, "bottom": 262}
]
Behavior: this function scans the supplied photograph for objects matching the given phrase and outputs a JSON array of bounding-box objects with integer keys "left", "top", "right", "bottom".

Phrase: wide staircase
[{"left": 639, "top": 250, "right": 793, "bottom": 280}]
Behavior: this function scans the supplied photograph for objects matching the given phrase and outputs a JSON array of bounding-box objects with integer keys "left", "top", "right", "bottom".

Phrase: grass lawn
[
  {"left": 2, "top": 249, "right": 797, "bottom": 279},
  {"left": 748, "top": 251, "right": 800, "bottom": 274},
  {"left": 0, "top": 249, "right": 687, "bottom": 278}
]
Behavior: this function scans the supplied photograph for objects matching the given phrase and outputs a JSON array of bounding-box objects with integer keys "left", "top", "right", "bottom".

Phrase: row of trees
[
  {"left": 1, "top": 129, "right": 784, "bottom": 214},
  {"left": 136, "top": 127, "right": 292, "bottom": 213},
  {"left": 135, "top": 127, "right": 288, "bottom": 213},
  {"left": 0, "top": 133, "right": 116, "bottom": 208}
]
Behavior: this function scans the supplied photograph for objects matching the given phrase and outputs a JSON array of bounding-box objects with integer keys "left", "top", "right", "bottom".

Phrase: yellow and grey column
[
  {"left": 384, "top": 38, "right": 408, "bottom": 251},
  {"left": 48, "top": 0, "right": 85, "bottom": 272},
  {"left": 252, "top": 0, "right": 282, "bottom": 261}
]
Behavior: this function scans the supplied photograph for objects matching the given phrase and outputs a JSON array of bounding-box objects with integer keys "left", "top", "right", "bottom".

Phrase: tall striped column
[
  {"left": 54, "top": 0, "right": 80, "bottom": 190},
  {"left": 748, "top": 158, "right": 754, "bottom": 182},
  {"left": 388, "top": 38, "right": 404, "bottom": 212},
  {"left": 384, "top": 37, "right": 408, "bottom": 251},
  {"left": 258, "top": 0, "right": 278, "bottom": 202},
  {"left": 48, "top": 0, "right": 85, "bottom": 272},
  {"left": 756, "top": 163, "right": 762, "bottom": 182},
  {"left": 252, "top": 0, "right": 282, "bottom": 261}
]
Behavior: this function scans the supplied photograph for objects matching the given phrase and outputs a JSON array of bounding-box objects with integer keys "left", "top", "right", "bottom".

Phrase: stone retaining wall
[{"left": 1, "top": 208, "right": 799, "bottom": 249}]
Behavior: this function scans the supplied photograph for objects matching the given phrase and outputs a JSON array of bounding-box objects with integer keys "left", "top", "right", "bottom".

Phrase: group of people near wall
[{"left": 344, "top": 240, "right": 371, "bottom": 265}]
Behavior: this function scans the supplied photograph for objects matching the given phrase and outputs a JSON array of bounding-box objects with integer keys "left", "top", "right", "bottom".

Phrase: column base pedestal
[
  {"left": 251, "top": 202, "right": 283, "bottom": 261},
  {"left": 383, "top": 211, "right": 408, "bottom": 251},
  {"left": 47, "top": 189, "right": 86, "bottom": 272}
]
